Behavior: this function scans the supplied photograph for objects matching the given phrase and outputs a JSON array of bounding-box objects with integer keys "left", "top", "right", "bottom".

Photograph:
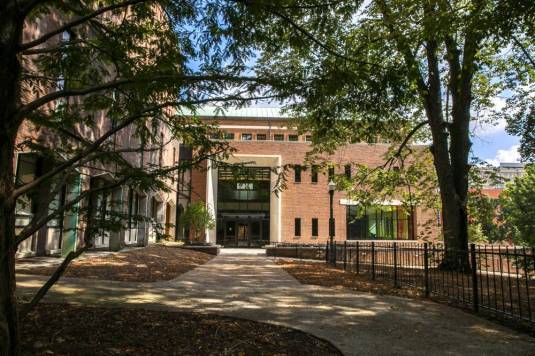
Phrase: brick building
[
  {"left": 182, "top": 107, "right": 441, "bottom": 247},
  {"left": 14, "top": 6, "right": 179, "bottom": 257}
]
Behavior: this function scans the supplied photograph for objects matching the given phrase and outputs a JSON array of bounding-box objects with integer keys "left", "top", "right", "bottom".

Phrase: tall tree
[
  {"left": 500, "top": 164, "right": 535, "bottom": 245},
  {"left": 0, "top": 1, "right": 272, "bottom": 354},
  {"left": 223, "top": 0, "right": 534, "bottom": 267}
]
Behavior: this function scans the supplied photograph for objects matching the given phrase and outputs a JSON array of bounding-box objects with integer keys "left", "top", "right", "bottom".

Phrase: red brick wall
[{"left": 190, "top": 118, "right": 441, "bottom": 243}]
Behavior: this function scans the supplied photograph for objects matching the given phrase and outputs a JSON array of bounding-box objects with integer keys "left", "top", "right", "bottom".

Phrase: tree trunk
[
  {"left": 439, "top": 177, "right": 470, "bottom": 270},
  {"left": 0, "top": 196, "right": 19, "bottom": 356},
  {"left": 1, "top": 2, "right": 24, "bottom": 353},
  {"left": 424, "top": 74, "right": 470, "bottom": 270},
  {"left": 0, "top": 129, "right": 20, "bottom": 356}
]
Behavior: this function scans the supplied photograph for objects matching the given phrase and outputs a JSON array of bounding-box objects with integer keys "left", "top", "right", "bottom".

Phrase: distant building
[{"left": 478, "top": 163, "right": 525, "bottom": 190}]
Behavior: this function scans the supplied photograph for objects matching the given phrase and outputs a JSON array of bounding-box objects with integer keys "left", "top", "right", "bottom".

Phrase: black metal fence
[{"left": 270, "top": 241, "right": 535, "bottom": 325}]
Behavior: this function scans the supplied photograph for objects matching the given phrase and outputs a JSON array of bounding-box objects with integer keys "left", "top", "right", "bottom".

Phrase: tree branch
[
  {"left": 20, "top": 39, "right": 86, "bottom": 55},
  {"left": 511, "top": 34, "right": 535, "bottom": 68},
  {"left": 18, "top": 0, "right": 149, "bottom": 51},
  {"left": 237, "top": 0, "right": 379, "bottom": 67},
  {"left": 10, "top": 110, "right": 151, "bottom": 204},
  {"left": 383, "top": 120, "right": 429, "bottom": 169},
  {"left": 11, "top": 90, "right": 275, "bottom": 205},
  {"left": 14, "top": 144, "right": 229, "bottom": 245},
  {"left": 19, "top": 245, "right": 89, "bottom": 319},
  {"left": 16, "top": 74, "right": 267, "bottom": 119},
  {"left": 376, "top": 0, "right": 428, "bottom": 95}
]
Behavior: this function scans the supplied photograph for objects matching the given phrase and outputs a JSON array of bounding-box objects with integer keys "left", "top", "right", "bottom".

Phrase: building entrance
[
  {"left": 217, "top": 215, "right": 269, "bottom": 247},
  {"left": 216, "top": 166, "right": 271, "bottom": 247}
]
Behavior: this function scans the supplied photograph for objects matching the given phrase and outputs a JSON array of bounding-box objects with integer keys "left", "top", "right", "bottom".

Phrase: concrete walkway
[{"left": 17, "top": 250, "right": 535, "bottom": 356}]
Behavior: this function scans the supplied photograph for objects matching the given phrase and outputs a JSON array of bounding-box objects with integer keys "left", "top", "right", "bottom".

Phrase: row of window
[
  {"left": 294, "top": 217, "right": 323, "bottom": 237},
  {"left": 211, "top": 132, "right": 313, "bottom": 142},
  {"left": 294, "top": 164, "right": 352, "bottom": 183}
]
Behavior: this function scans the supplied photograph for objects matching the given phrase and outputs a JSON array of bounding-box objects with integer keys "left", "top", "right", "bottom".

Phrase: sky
[
  {"left": 471, "top": 122, "right": 520, "bottom": 166},
  {"left": 470, "top": 95, "right": 521, "bottom": 166}
]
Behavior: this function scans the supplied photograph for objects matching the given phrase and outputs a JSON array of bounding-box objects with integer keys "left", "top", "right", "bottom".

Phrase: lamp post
[{"left": 328, "top": 179, "right": 336, "bottom": 265}]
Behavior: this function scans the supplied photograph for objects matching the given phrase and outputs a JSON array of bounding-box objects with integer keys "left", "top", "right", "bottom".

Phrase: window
[
  {"left": 346, "top": 205, "right": 413, "bottom": 240},
  {"left": 345, "top": 164, "right": 351, "bottom": 179},
  {"left": 305, "top": 135, "right": 312, "bottom": 142},
  {"left": 312, "top": 218, "right": 318, "bottom": 237},
  {"left": 289, "top": 134, "right": 298, "bottom": 141},
  {"left": 294, "top": 165, "right": 301, "bottom": 183},
  {"left": 274, "top": 134, "right": 284, "bottom": 141},
  {"left": 241, "top": 133, "right": 252, "bottom": 141},
  {"left": 328, "top": 167, "right": 335, "bottom": 180},
  {"left": 256, "top": 134, "right": 267, "bottom": 140},
  {"left": 224, "top": 132, "right": 235, "bottom": 140},
  {"left": 311, "top": 165, "right": 318, "bottom": 183},
  {"left": 294, "top": 218, "right": 301, "bottom": 236}
]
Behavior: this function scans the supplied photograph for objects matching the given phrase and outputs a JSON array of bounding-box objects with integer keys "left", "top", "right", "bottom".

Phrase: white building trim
[{"left": 339, "top": 198, "right": 403, "bottom": 206}]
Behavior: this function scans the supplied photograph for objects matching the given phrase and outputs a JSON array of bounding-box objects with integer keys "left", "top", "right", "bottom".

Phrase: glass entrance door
[
  {"left": 237, "top": 223, "right": 249, "bottom": 246},
  {"left": 217, "top": 218, "right": 269, "bottom": 247}
]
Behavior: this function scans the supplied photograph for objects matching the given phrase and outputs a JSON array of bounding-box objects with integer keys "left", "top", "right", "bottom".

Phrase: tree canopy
[
  {"left": 500, "top": 164, "right": 535, "bottom": 245},
  {"left": 221, "top": 0, "right": 534, "bottom": 267},
  {"left": 1, "top": 0, "right": 274, "bottom": 354}
]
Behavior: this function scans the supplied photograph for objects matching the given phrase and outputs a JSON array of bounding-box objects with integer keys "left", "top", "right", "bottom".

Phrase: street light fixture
[{"left": 328, "top": 179, "right": 336, "bottom": 265}]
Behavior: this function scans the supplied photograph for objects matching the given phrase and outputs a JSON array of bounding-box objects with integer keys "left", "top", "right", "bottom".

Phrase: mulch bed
[
  {"left": 21, "top": 303, "right": 342, "bottom": 356},
  {"left": 16, "top": 245, "right": 213, "bottom": 282},
  {"left": 277, "top": 259, "right": 424, "bottom": 299}
]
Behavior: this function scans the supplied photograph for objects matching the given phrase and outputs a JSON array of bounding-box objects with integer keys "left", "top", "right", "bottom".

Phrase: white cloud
[
  {"left": 485, "top": 145, "right": 521, "bottom": 166},
  {"left": 471, "top": 96, "right": 507, "bottom": 137}
]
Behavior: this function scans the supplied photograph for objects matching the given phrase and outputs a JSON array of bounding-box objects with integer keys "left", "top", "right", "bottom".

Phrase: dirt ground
[
  {"left": 16, "top": 245, "right": 213, "bottom": 282},
  {"left": 21, "top": 303, "right": 342, "bottom": 356},
  {"left": 277, "top": 259, "right": 424, "bottom": 299}
]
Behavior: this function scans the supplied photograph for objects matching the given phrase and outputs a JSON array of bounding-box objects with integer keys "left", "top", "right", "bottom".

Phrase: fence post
[
  {"left": 523, "top": 247, "right": 532, "bottom": 321},
  {"left": 333, "top": 241, "right": 337, "bottom": 267},
  {"left": 356, "top": 241, "right": 360, "bottom": 274},
  {"left": 296, "top": 245, "right": 299, "bottom": 259},
  {"left": 371, "top": 241, "right": 376, "bottom": 280},
  {"left": 424, "top": 243, "right": 429, "bottom": 297},
  {"left": 343, "top": 241, "right": 347, "bottom": 270},
  {"left": 470, "top": 243, "right": 479, "bottom": 313},
  {"left": 393, "top": 242, "right": 398, "bottom": 288},
  {"left": 325, "top": 241, "right": 329, "bottom": 263}
]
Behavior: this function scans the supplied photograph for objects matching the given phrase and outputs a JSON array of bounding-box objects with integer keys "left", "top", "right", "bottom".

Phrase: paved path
[{"left": 17, "top": 250, "right": 535, "bottom": 355}]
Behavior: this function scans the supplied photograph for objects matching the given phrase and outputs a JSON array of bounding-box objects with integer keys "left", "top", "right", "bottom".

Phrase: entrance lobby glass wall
[
  {"left": 216, "top": 167, "right": 270, "bottom": 247},
  {"left": 347, "top": 205, "right": 413, "bottom": 240}
]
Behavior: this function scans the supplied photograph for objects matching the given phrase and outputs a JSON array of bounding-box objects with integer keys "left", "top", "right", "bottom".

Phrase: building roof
[
  {"left": 179, "top": 106, "right": 290, "bottom": 120},
  {"left": 480, "top": 188, "right": 503, "bottom": 199},
  {"left": 500, "top": 162, "right": 524, "bottom": 168}
]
